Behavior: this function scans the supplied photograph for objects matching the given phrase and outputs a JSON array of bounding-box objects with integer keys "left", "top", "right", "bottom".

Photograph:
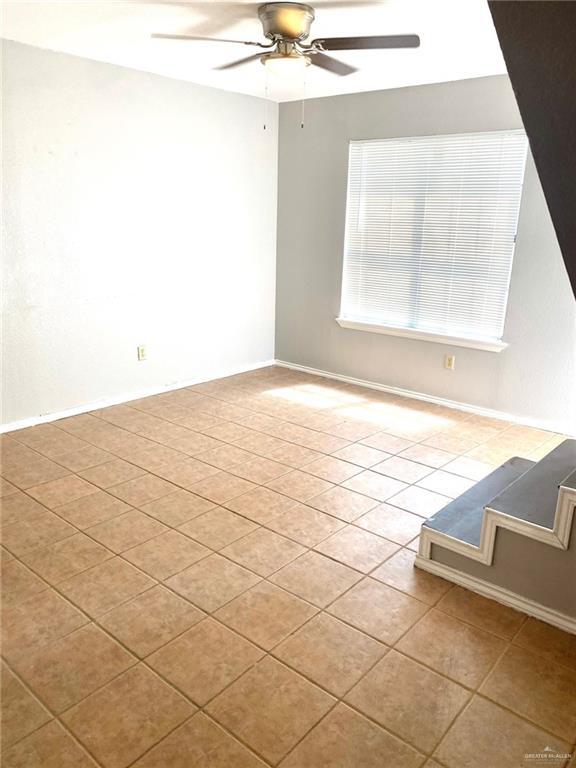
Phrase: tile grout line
[
  {"left": 7, "top": 521, "right": 569, "bottom": 755},
  {"left": 1, "top": 655, "right": 124, "bottom": 768},
  {"left": 2, "top": 497, "right": 446, "bottom": 766},
  {"left": 1, "top": 399, "right": 565, "bottom": 659},
  {"left": 3, "top": 553, "right": 277, "bottom": 767},
  {"left": 427, "top": 614, "right": 533, "bottom": 766},
  {"left": 5, "top": 374, "right": 558, "bottom": 482},
  {"left": 2, "top": 369, "right": 572, "bottom": 766},
  {"left": 1, "top": 436, "right": 565, "bottom": 668},
  {"left": 3, "top": 422, "right": 472, "bottom": 590},
  {"left": 3, "top": 389, "right": 528, "bottom": 556},
  {"left": 4, "top": 392, "right": 525, "bottom": 550}
]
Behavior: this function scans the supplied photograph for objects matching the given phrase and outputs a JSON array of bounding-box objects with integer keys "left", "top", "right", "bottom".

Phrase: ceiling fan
[{"left": 152, "top": 2, "right": 420, "bottom": 77}]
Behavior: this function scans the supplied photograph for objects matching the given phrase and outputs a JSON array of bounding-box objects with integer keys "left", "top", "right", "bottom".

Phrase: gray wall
[
  {"left": 432, "top": 527, "right": 576, "bottom": 618},
  {"left": 276, "top": 76, "right": 576, "bottom": 433},
  {"left": 2, "top": 41, "right": 278, "bottom": 426}
]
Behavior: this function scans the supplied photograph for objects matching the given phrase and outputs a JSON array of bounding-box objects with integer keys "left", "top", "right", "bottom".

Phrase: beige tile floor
[{"left": 1, "top": 365, "right": 575, "bottom": 768}]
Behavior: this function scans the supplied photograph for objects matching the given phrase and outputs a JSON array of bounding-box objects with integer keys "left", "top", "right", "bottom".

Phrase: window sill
[{"left": 335, "top": 317, "right": 508, "bottom": 353}]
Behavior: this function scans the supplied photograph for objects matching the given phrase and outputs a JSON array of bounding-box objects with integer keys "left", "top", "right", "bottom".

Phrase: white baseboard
[
  {"left": 415, "top": 555, "right": 576, "bottom": 635},
  {"left": 275, "top": 359, "right": 575, "bottom": 436},
  {"left": 0, "top": 359, "right": 276, "bottom": 434},
  {"left": 4, "top": 355, "right": 574, "bottom": 438}
]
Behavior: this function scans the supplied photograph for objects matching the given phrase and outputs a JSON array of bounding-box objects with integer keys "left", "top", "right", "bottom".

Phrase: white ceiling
[{"left": 1, "top": 0, "right": 507, "bottom": 102}]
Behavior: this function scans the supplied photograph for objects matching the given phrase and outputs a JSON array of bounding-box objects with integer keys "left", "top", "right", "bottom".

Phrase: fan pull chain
[
  {"left": 263, "top": 67, "right": 270, "bottom": 130},
  {"left": 300, "top": 69, "right": 306, "bottom": 128}
]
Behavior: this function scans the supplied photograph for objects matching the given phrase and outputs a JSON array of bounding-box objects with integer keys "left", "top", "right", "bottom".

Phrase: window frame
[
  {"left": 337, "top": 130, "right": 528, "bottom": 353},
  {"left": 334, "top": 316, "right": 508, "bottom": 352}
]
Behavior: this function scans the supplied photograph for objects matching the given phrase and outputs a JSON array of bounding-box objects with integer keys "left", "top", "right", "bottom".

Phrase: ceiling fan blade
[
  {"left": 311, "top": 34, "right": 420, "bottom": 51},
  {"left": 215, "top": 53, "right": 263, "bottom": 70},
  {"left": 151, "top": 33, "right": 266, "bottom": 47},
  {"left": 310, "top": 52, "right": 357, "bottom": 76}
]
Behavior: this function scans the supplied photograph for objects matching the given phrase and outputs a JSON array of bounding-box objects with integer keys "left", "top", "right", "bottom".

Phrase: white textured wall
[
  {"left": 1, "top": 41, "right": 278, "bottom": 425},
  {"left": 276, "top": 76, "right": 576, "bottom": 433}
]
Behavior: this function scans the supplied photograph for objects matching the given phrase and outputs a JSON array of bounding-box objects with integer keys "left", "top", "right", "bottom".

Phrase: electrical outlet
[
  {"left": 137, "top": 345, "right": 147, "bottom": 361},
  {"left": 444, "top": 354, "right": 456, "bottom": 371}
]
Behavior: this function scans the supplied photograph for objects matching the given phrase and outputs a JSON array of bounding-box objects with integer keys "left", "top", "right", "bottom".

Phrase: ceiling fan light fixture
[
  {"left": 261, "top": 51, "right": 310, "bottom": 77},
  {"left": 258, "top": 3, "right": 315, "bottom": 41}
]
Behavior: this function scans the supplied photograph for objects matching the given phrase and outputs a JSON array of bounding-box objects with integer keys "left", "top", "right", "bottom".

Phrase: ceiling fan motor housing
[{"left": 258, "top": 3, "right": 315, "bottom": 41}]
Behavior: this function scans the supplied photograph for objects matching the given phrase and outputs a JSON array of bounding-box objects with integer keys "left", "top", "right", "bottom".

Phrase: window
[{"left": 338, "top": 130, "right": 528, "bottom": 351}]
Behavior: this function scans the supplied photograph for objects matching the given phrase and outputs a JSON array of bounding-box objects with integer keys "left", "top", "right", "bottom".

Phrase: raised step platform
[
  {"left": 487, "top": 439, "right": 576, "bottom": 528},
  {"left": 421, "top": 439, "right": 576, "bottom": 565},
  {"left": 423, "top": 457, "right": 534, "bottom": 547},
  {"left": 417, "top": 439, "right": 576, "bottom": 633}
]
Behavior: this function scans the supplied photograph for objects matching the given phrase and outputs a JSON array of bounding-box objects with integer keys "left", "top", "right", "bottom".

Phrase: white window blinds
[{"left": 340, "top": 130, "right": 528, "bottom": 343}]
